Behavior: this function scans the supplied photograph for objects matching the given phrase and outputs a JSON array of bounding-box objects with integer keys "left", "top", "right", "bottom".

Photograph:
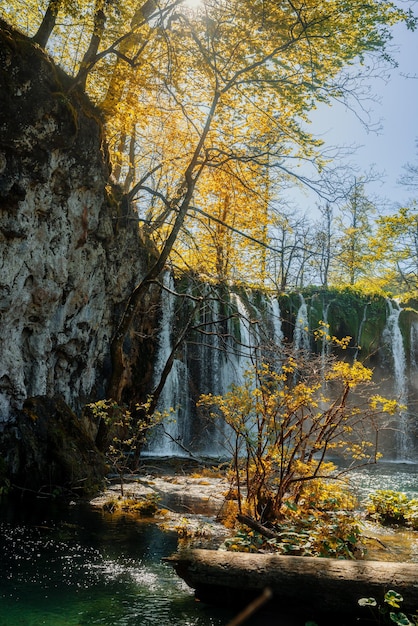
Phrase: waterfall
[
  {"left": 410, "top": 322, "right": 418, "bottom": 425},
  {"left": 267, "top": 295, "right": 283, "bottom": 347},
  {"left": 354, "top": 303, "right": 369, "bottom": 361},
  {"left": 203, "top": 292, "right": 285, "bottom": 456},
  {"left": 230, "top": 293, "right": 258, "bottom": 380},
  {"left": 410, "top": 322, "right": 418, "bottom": 374},
  {"left": 146, "top": 286, "right": 269, "bottom": 458},
  {"left": 321, "top": 301, "right": 332, "bottom": 365},
  {"left": 383, "top": 300, "right": 407, "bottom": 400},
  {"left": 294, "top": 294, "right": 310, "bottom": 352},
  {"left": 144, "top": 280, "right": 417, "bottom": 461},
  {"left": 145, "top": 272, "right": 191, "bottom": 457},
  {"left": 194, "top": 296, "right": 235, "bottom": 456},
  {"left": 382, "top": 299, "right": 411, "bottom": 460}
]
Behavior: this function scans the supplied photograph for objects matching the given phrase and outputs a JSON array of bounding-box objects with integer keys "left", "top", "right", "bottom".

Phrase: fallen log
[{"left": 165, "top": 549, "right": 418, "bottom": 621}]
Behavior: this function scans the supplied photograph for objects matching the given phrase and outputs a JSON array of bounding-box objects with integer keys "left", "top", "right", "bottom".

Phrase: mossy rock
[{"left": 1, "top": 396, "right": 106, "bottom": 497}]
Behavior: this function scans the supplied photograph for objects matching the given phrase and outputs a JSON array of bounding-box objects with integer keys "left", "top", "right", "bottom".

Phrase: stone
[
  {"left": 0, "top": 395, "right": 107, "bottom": 495},
  {"left": 0, "top": 20, "right": 150, "bottom": 422},
  {"left": 0, "top": 20, "right": 158, "bottom": 492}
]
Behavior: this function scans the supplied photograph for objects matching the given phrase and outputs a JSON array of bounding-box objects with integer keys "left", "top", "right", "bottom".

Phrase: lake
[{"left": 1, "top": 461, "right": 417, "bottom": 625}]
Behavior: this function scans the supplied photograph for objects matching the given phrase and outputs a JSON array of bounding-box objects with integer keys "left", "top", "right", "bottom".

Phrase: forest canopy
[{"left": 2, "top": 0, "right": 417, "bottom": 291}]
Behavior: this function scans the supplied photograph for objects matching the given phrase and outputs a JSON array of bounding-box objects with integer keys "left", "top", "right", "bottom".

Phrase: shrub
[
  {"left": 221, "top": 477, "right": 364, "bottom": 559},
  {"left": 199, "top": 348, "right": 397, "bottom": 525},
  {"left": 366, "top": 490, "right": 415, "bottom": 526}
]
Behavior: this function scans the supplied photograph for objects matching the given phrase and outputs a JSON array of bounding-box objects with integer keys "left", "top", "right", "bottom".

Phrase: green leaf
[
  {"left": 389, "top": 611, "right": 413, "bottom": 625},
  {"left": 385, "top": 590, "right": 404, "bottom": 608},
  {"left": 358, "top": 597, "right": 378, "bottom": 607}
]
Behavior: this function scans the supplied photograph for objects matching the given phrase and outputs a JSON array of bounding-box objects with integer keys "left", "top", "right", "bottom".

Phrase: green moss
[{"left": 398, "top": 300, "right": 418, "bottom": 356}]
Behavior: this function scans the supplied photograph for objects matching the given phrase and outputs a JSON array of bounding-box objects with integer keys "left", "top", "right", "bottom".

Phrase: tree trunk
[
  {"left": 107, "top": 91, "right": 219, "bottom": 401},
  {"left": 32, "top": 1, "right": 62, "bottom": 47},
  {"left": 165, "top": 549, "right": 418, "bottom": 620},
  {"left": 76, "top": 3, "right": 107, "bottom": 90}
]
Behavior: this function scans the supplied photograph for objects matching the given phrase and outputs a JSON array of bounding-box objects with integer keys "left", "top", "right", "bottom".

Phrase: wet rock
[{"left": 0, "top": 395, "right": 106, "bottom": 496}]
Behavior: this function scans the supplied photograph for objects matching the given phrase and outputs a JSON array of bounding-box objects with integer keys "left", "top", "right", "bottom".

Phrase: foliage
[
  {"left": 85, "top": 398, "right": 167, "bottom": 494},
  {"left": 332, "top": 178, "right": 377, "bottom": 286},
  {"left": 119, "top": 492, "right": 160, "bottom": 515},
  {"left": 198, "top": 342, "right": 398, "bottom": 525},
  {"left": 358, "top": 590, "right": 418, "bottom": 626},
  {"left": 279, "top": 287, "right": 389, "bottom": 356},
  {"left": 1, "top": 0, "right": 415, "bottom": 290},
  {"left": 222, "top": 474, "right": 364, "bottom": 558},
  {"left": 103, "top": 492, "right": 160, "bottom": 516},
  {"left": 370, "top": 206, "right": 418, "bottom": 294},
  {"left": 366, "top": 490, "right": 418, "bottom": 529}
]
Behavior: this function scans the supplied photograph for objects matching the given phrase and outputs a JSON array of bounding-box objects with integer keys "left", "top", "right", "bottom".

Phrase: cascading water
[
  {"left": 409, "top": 323, "right": 418, "bottom": 447},
  {"left": 410, "top": 321, "right": 418, "bottom": 374},
  {"left": 145, "top": 272, "right": 191, "bottom": 456},
  {"left": 354, "top": 303, "right": 369, "bottom": 362},
  {"left": 270, "top": 297, "right": 284, "bottom": 346},
  {"left": 294, "top": 294, "right": 310, "bottom": 353},
  {"left": 382, "top": 299, "right": 412, "bottom": 460},
  {"left": 226, "top": 292, "right": 283, "bottom": 379},
  {"left": 200, "top": 292, "right": 261, "bottom": 457},
  {"left": 321, "top": 300, "right": 332, "bottom": 368},
  {"left": 229, "top": 293, "right": 258, "bottom": 380},
  {"left": 146, "top": 281, "right": 417, "bottom": 461},
  {"left": 146, "top": 283, "right": 285, "bottom": 458},
  {"left": 190, "top": 295, "right": 238, "bottom": 457}
]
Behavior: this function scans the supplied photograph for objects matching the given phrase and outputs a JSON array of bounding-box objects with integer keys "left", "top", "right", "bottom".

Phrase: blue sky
[{"left": 290, "top": 13, "right": 418, "bottom": 216}]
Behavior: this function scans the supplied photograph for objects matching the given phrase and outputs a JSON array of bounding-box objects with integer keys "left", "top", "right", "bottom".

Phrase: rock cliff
[{"left": 0, "top": 21, "right": 153, "bottom": 492}]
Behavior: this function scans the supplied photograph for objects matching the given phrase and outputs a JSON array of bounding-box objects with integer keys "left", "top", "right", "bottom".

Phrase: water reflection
[
  {"left": 0, "top": 497, "right": 232, "bottom": 626},
  {"left": 347, "top": 461, "right": 418, "bottom": 502}
]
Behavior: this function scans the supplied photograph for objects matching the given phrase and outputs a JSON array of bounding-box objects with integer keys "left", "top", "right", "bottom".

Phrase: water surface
[
  {"left": 1, "top": 462, "right": 417, "bottom": 625},
  {"left": 0, "top": 496, "right": 233, "bottom": 626}
]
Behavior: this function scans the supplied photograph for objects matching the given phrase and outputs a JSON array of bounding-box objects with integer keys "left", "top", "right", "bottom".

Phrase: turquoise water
[
  {"left": 0, "top": 498, "right": 233, "bottom": 626},
  {"left": 1, "top": 463, "right": 417, "bottom": 626}
]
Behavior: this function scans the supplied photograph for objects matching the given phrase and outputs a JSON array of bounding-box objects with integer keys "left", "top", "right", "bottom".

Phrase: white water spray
[
  {"left": 382, "top": 299, "right": 411, "bottom": 460},
  {"left": 410, "top": 321, "right": 418, "bottom": 374},
  {"left": 230, "top": 293, "right": 258, "bottom": 380},
  {"left": 269, "top": 296, "right": 284, "bottom": 346}
]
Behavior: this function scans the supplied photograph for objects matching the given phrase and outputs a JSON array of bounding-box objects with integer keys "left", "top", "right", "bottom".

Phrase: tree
[
  {"left": 2, "top": 0, "right": 414, "bottom": 398},
  {"left": 333, "top": 178, "right": 377, "bottom": 286},
  {"left": 365, "top": 139, "right": 418, "bottom": 294},
  {"left": 32, "top": 0, "right": 65, "bottom": 47},
  {"left": 106, "top": 0, "right": 411, "bottom": 400},
  {"left": 177, "top": 161, "right": 271, "bottom": 283},
  {"left": 370, "top": 204, "right": 418, "bottom": 294},
  {"left": 266, "top": 209, "right": 315, "bottom": 291},
  {"left": 198, "top": 342, "right": 398, "bottom": 524},
  {"left": 313, "top": 202, "right": 334, "bottom": 288}
]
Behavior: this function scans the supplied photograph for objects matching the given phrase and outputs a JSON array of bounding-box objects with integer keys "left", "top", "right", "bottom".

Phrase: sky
[{"left": 287, "top": 11, "right": 418, "bottom": 217}]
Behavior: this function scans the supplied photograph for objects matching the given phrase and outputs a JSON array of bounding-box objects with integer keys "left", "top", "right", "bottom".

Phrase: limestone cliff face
[{"left": 0, "top": 21, "right": 150, "bottom": 423}]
